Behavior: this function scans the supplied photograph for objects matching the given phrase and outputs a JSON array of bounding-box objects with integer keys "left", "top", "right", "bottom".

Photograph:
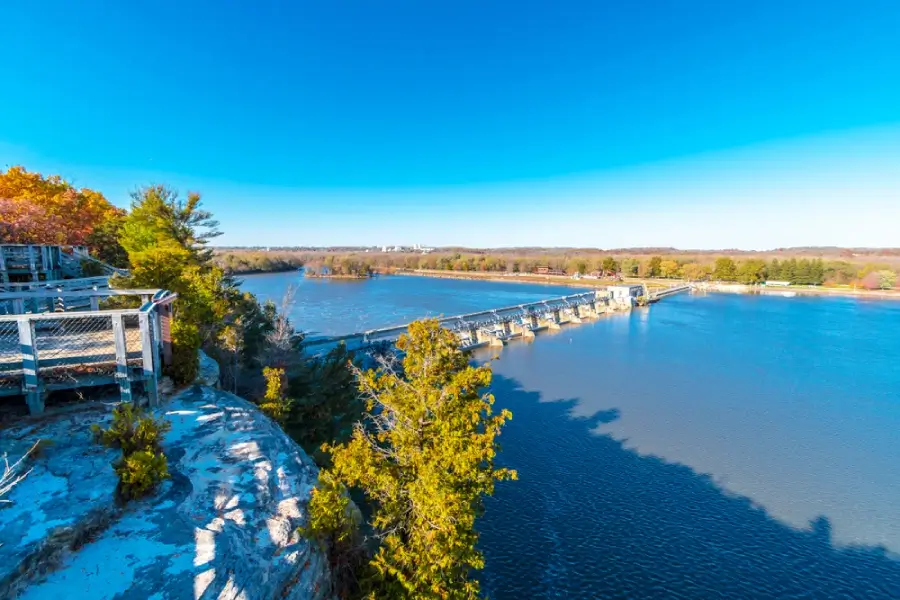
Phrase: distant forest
[{"left": 214, "top": 248, "right": 899, "bottom": 289}]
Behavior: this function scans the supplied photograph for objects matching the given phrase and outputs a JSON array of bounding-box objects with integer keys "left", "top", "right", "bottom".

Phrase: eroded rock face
[
  {"left": 197, "top": 350, "right": 221, "bottom": 388},
  {"left": 0, "top": 387, "right": 332, "bottom": 600}
]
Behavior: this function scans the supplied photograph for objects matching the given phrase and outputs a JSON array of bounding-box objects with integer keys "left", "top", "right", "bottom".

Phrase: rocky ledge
[{"left": 0, "top": 386, "right": 331, "bottom": 600}]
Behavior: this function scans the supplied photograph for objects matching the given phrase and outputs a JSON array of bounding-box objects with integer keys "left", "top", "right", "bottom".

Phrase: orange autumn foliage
[{"left": 0, "top": 166, "right": 122, "bottom": 246}]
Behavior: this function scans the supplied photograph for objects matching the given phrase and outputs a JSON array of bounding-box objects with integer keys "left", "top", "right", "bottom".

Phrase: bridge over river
[{"left": 308, "top": 284, "right": 692, "bottom": 351}]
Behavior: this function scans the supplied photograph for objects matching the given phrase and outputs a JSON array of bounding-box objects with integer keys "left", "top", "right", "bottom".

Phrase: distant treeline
[
  {"left": 213, "top": 249, "right": 899, "bottom": 289},
  {"left": 214, "top": 251, "right": 305, "bottom": 275}
]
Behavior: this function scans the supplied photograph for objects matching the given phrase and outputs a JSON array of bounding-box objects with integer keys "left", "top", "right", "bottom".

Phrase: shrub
[
  {"left": 259, "top": 367, "right": 294, "bottom": 425},
  {"left": 166, "top": 318, "right": 201, "bottom": 385},
  {"left": 115, "top": 450, "right": 170, "bottom": 502},
  {"left": 93, "top": 404, "right": 171, "bottom": 503}
]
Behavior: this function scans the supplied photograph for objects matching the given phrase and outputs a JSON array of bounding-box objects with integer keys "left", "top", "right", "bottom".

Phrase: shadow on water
[{"left": 479, "top": 375, "right": 900, "bottom": 599}]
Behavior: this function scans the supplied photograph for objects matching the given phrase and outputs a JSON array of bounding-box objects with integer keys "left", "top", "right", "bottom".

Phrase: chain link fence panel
[{"left": 32, "top": 315, "right": 117, "bottom": 383}]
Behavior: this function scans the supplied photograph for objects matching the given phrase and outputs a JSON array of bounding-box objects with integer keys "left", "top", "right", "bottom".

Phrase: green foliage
[
  {"left": 681, "top": 262, "right": 710, "bottom": 281},
  {"left": 600, "top": 256, "right": 619, "bottom": 275},
  {"left": 166, "top": 318, "right": 201, "bottom": 385},
  {"left": 300, "top": 470, "right": 366, "bottom": 598},
  {"left": 879, "top": 270, "right": 897, "bottom": 290},
  {"left": 259, "top": 367, "right": 294, "bottom": 424},
  {"left": 713, "top": 257, "right": 738, "bottom": 281},
  {"left": 647, "top": 256, "right": 663, "bottom": 277},
  {"left": 736, "top": 259, "right": 768, "bottom": 284},
  {"left": 307, "top": 320, "right": 516, "bottom": 600},
  {"left": 284, "top": 343, "right": 362, "bottom": 458},
  {"left": 115, "top": 450, "right": 170, "bottom": 502},
  {"left": 120, "top": 185, "right": 221, "bottom": 263},
  {"left": 659, "top": 259, "right": 680, "bottom": 278},
  {"left": 214, "top": 250, "right": 305, "bottom": 275},
  {"left": 85, "top": 213, "right": 129, "bottom": 268},
  {"left": 92, "top": 404, "right": 171, "bottom": 503}
]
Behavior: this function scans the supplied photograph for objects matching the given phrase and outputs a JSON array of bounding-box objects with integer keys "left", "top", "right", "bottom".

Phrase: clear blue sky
[{"left": 2, "top": 1, "right": 899, "bottom": 248}]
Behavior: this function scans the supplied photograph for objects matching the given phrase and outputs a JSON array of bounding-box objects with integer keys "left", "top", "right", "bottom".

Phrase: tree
[
  {"left": 0, "top": 166, "right": 120, "bottom": 248},
  {"left": 736, "top": 259, "right": 767, "bottom": 284},
  {"left": 117, "top": 185, "right": 236, "bottom": 383},
  {"left": 305, "top": 320, "right": 516, "bottom": 599},
  {"left": 121, "top": 185, "right": 221, "bottom": 264},
  {"left": 680, "top": 262, "right": 709, "bottom": 281},
  {"left": 768, "top": 259, "right": 782, "bottom": 280},
  {"left": 647, "top": 256, "right": 663, "bottom": 277},
  {"left": 863, "top": 270, "right": 897, "bottom": 290},
  {"left": 601, "top": 256, "right": 619, "bottom": 276},
  {"left": 659, "top": 259, "right": 680, "bottom": 279},
  {"left": 712, "top": 257, "right": 737, "bottom": 281},
  {"left": 619, "top": 258, "right": 639, "bottom": 277}
]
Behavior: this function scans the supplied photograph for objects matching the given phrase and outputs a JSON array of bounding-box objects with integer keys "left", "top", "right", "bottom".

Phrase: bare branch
[{"left": 0, "top": 440, "right": 40, "bottom": 503}]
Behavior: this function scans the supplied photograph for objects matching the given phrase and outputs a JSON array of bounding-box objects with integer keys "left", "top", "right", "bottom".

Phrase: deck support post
[
  {"left": 18, "top": 316, "right": 44, "bottom": 414},
  {"left": 140, "top": 313, "right": 158, "bottom": 407},
  {"left": 111, "top": 314, "right": 133, "bottom": 404}
]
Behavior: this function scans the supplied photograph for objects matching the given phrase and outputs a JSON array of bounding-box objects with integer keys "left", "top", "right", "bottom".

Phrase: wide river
[{"left": 241, "top": 272, "right": 900, "bottom": 598}]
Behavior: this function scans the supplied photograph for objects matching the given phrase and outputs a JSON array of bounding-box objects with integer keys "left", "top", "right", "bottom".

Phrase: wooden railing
[{"left": 0, "top": 289, "right": 176, "bottom": 414}]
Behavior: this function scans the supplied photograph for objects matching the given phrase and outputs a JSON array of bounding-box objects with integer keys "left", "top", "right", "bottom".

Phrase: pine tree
[{"left": 304, "top": 320, "right": 516, "bottom": 599}]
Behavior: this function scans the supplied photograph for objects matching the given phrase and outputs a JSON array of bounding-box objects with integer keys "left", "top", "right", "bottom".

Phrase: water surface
[
  {"left": 243, "top": 273, "right": 900, "bottom": 597},
  {"left": 239, "top": 271, "right": 576, "bottom": 336},
  {"left": 476, "top": 293, "right": 900, "bottom": 599}
]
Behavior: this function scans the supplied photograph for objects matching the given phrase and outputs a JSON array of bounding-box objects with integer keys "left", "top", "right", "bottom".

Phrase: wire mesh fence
[
  {"left": 32, "top": 315, "right": 118, "bottom": 383},
  {"left": 0, "top": 320, "right": 20, "bottom": 393},
  {"left": 123, "top": 314, "right": 143, "bottom": 367},
  {"left": 0, "top": 287, "right": 174, "bottom": 412}
]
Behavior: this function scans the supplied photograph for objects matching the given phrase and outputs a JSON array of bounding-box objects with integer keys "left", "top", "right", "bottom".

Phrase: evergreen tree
[
  {"left": 304, "top": 320, "right": 516, "bottom": 599},
  {"left": 768, "top": 258, "right": 781, "bottom": 280}
]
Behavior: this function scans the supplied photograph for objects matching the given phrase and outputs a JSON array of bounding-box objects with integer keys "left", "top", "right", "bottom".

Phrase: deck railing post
[
  {"left": 139, "top": 312, "right": 158, "bottom": 407},
  {"left": 0, "top": 248, "right": 8, "bottom": 284},
  {"left": 111, "top": 314, "right": 133, "bottom": 403},
  {"left": 17, "top": 316, "right": 44, "bottom": 414}
]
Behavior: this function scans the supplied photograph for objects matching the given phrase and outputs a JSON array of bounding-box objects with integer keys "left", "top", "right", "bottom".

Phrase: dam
[{"left": 307, "top": 284, "right": 691, "bottom": 351}]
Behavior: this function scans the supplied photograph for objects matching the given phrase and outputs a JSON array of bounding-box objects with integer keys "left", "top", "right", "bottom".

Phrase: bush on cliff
[{"left": 92, "top": 404, "right": 171, "bottom": 503}]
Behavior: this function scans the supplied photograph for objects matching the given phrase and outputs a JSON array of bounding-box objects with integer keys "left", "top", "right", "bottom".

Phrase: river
[{"left": 240, "top": 272, "right": 900, "bottom": 599}]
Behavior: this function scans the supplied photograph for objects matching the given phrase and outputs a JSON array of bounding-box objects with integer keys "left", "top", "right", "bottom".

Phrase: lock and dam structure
[{"left": 308, "top": 283, "right": 692, "bottom": 353}]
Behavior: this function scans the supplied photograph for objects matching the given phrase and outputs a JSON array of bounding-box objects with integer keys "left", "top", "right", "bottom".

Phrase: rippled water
[
  {"left": 242, "top": 274, "right": 900, "bottom": 598},
  {"left": 239, "top": 271, "right": 576, "bottom": 336}
]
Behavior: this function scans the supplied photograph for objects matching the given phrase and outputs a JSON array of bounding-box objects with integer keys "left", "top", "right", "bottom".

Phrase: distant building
[
  {"left": 534, "top": 265, "right": 566, "bottom": 276},
  {"left": 608, "top": 284, "right": 645, "bottom": 301},
  {"left": 764, "top": 280, "right": 792, "bottom": 287}
]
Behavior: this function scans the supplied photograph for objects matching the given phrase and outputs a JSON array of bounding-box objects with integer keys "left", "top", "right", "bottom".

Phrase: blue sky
[{"left": 2, "top": 1, "right": 899, "bottom": 248}]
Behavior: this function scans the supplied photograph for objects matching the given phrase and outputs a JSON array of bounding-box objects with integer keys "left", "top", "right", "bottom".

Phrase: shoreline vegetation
[
  {"left": 214, "top": 247, "right": 899, "bottom": 291},
  {"left": 396, "top": 269, "right": 900, "bottom": 300}
]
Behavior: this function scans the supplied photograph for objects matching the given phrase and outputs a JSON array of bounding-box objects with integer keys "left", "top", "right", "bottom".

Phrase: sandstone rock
[
  {"left": 196, "top": 349, "right": 221, "bottom": 388},
  {"left": 0, "top": 387, "right": 332, "bottom": 600}
]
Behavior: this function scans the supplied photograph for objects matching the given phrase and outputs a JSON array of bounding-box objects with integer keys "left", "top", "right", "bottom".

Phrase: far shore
[
  {"left": 394, "top": 269, "right": 900, "bottom": 301},
  {"left": 305, "top": 273, "right": 371, "bottom": 280}
]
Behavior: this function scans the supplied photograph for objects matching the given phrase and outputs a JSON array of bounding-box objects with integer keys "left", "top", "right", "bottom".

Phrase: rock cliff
[{"left": 0, "top": 386, "right": 332, "bottom": 600}]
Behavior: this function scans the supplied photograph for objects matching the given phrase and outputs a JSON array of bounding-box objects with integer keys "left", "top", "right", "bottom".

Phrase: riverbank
[
  {"left": 699, "top": 282, "right": 900, "bottom": 300},
  {"left": 394, "top": 269, "right": 669, "bottom": 291},
  {"left": 305, "top": 274, "right": 371, "bottom": 280},
  {"left": 396, "top": 270, "right": 900, "bottom": 301}
]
